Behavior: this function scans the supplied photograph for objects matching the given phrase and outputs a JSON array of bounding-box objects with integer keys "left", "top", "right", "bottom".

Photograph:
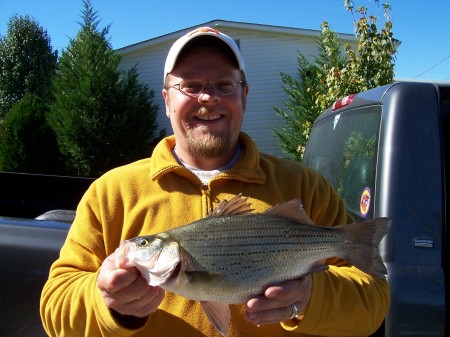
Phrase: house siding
[{"left": 117, "top": 21, "right": 355, "bottom": 158}]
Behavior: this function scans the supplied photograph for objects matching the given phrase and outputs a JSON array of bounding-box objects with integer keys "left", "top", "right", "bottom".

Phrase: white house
[{"left": 117, "top": 20, "right": 356, "bottom": 158}]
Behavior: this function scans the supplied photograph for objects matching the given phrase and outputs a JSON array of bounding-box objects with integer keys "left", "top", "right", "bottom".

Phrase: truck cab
[{"left": 302, "top": 81, "right": 450, "bottom": 336}]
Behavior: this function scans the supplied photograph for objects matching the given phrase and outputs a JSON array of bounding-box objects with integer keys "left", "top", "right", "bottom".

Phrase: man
[{"left": 40, "top": 27, "right": 389, "bottom": 337}]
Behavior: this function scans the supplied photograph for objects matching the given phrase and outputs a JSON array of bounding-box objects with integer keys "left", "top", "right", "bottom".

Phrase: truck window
[{"left": 303, "top": 105, "right": 382, "bottom": 222}]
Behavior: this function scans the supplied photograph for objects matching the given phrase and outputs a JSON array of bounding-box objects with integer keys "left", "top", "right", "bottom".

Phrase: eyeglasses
[{"left": 168, "top": 77, "right": 245, "bottom": 97}]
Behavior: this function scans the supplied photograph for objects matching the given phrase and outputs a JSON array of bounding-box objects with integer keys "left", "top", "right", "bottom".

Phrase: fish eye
[{"left": 138, "top": 238, "right": 149, "bottom": 247}]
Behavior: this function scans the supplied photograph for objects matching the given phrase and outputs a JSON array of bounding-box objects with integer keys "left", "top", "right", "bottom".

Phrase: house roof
[{"left": 116, "top": 19, "right": 357, "bottom": 56}]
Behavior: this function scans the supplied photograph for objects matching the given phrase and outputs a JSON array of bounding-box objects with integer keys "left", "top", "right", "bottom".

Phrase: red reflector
[{"left": 332, "top": 94, "right": 355, "bottom": 111}]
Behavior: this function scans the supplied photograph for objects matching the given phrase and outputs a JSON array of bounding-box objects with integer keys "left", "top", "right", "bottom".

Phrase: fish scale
[
  {"left": 162, "top": 214, "right": 348, "bottom": 303},
  {"left": 117, "top": 196, "right": 390, "bottom": 336}
]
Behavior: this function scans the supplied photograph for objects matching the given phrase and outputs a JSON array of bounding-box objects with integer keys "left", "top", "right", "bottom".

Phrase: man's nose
[{"left": 198, "top": 83, "right": 220, "bottom": 102}]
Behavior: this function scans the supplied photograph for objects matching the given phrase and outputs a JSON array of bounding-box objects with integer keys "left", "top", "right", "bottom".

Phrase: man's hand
[
  {"left": 245, "top": 275, "right": 312, "bottom": 326},
  {"left": 97, "top": 253, "right": 165, "bottom": 319}
]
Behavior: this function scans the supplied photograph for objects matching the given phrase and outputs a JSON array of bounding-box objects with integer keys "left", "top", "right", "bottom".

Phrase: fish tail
[{"left": 341, "top": 217, "right": 391, "bottom": 278}]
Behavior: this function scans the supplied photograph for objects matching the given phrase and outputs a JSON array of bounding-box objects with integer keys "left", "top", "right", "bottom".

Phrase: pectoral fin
[
  {"left": 201, "top": 301, "right": 231, "bottom": 336},
  {"left": 184, "top": 271, "right": 225, "bottom": 284}
]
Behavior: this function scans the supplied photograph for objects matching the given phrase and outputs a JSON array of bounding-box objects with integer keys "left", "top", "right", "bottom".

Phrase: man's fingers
[
  {"left": 265, "top": 277, "right": 310, "bottom": 299},
  {"left": 98, "top": 265, "right": 140, "bottom": 294},
  {"left": 245, "top": 304, "right": 298, "bottom": 325},
  {"left": 245, "top": 276, "right": 312, "bottom": 326}
]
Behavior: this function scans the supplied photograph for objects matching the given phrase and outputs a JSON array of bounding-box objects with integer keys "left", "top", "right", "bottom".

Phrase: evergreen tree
[
  {"left": 274, "top": 23, "right": 346, "bottom": 161},
  {"left": 48, "top": 0, "right": 161, "bottom": 177},
  {"left": 274, "top": 1, "right": 396, "bottom": 161},
  {"left": 0, "top": 94, "right": 61, "bottom": 174},
  {"left": 0, "top": 15, "right": 57, "bottom": 118}
]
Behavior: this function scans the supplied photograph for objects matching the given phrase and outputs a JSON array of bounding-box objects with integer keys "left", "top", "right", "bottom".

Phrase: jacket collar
[{"left": 150, "top": 132, "right": 266, "bottom": 184}]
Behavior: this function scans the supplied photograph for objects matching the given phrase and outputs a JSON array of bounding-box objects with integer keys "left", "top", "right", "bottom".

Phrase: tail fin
[{"left": 341, "top": 218, "right": 391, "bottom": 278}]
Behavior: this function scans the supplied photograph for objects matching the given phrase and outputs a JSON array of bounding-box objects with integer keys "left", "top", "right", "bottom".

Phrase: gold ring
[{"left": 288, "top": 303, "right": 299, "bottom": 319}]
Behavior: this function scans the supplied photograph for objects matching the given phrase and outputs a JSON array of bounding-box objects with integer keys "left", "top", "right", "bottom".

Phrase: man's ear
[
  {"left": 242, "top": 84, "right": 249, "bottom": 112},
  {"left": 162, "top": 88, "right": 171, "bottom": 118}
]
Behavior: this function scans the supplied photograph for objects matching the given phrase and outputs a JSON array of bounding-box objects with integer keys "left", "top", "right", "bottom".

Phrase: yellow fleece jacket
[{"left": 40, "top": 133, "right": 389, "bottom": 337}]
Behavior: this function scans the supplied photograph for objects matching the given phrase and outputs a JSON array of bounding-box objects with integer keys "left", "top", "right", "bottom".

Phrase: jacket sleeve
[
  {"left": 281, "top": 173, "right": 390, "bottom": 336},
  {"left": 39, "top": 181, "right": 145, "bottom": 337}
]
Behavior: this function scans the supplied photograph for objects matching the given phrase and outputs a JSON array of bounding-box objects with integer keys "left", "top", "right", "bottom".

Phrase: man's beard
[{"left": 184, "top": 130, "right": 230, "bottom": 159}]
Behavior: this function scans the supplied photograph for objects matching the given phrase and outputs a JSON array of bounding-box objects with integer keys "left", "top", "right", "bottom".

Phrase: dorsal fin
[
  {"left": 264, "top": 199, "right": 315, "bottom": 224},
  {"left": 207, "top": 193, "right": 254, "bottom": 217}
]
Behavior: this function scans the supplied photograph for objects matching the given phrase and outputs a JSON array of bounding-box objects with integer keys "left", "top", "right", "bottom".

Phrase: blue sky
[{"left": 1, "top": 0, "right": 449, "bottom": 82}]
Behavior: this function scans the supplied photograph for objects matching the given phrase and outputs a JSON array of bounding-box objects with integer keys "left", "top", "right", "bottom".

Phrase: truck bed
[{"left": 0, "top": 172, "right": 93, "bottom": 336}]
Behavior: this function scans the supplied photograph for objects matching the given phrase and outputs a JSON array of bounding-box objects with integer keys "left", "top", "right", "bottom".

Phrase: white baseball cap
[{"left": 164, "top": 27, "right": 246, "bottom": 81}]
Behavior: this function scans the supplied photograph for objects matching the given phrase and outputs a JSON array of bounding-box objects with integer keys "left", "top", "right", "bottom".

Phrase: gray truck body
[
  {"left": 303, "top": 81, "right": 449, "bottom": 336},
  {"left": 0, "top": 173, "right": 93, "bottom": 337}
]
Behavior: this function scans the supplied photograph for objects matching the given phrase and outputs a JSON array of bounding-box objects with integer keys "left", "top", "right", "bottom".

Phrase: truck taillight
[{"left": 332, "top": 94, "right": 355, "bottom": 111}]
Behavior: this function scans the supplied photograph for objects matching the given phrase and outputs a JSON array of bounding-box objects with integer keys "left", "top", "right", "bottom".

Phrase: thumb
[{"left": 114, "top": 241, "right": 132, "bottom": 269}]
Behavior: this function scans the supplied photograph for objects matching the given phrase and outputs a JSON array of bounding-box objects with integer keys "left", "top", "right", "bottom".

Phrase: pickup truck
[
  {"left": 0, "top": 81, "right": 448, "bottom": 336},
  {"left": 0, "top": 173, "right": 93, "bottom": 337},
  {"left": 302, "top": 81, "right": 449, "bottom": 336}
]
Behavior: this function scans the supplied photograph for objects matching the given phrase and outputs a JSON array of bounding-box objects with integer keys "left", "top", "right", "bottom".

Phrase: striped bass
[{"left": 115, "top": 195, "right": 390, "bottom": 336}]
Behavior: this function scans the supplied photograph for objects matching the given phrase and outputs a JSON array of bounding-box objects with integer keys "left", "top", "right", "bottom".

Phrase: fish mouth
[{"left": 169, "top": 262, "right": 181, "bottom": 279}]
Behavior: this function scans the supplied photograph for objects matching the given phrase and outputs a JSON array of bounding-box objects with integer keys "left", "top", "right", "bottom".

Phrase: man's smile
[{"left": 195, "top": 114, "right": 222, "bottom": 121}]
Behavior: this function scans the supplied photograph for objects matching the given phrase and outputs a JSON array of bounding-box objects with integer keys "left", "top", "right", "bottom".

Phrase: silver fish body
[
  {"left": 116, "top": 196, "right": 390, "bottom": 335},
  {"left": 156, "top": 214, "right": 347, "bottom": 302}
]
